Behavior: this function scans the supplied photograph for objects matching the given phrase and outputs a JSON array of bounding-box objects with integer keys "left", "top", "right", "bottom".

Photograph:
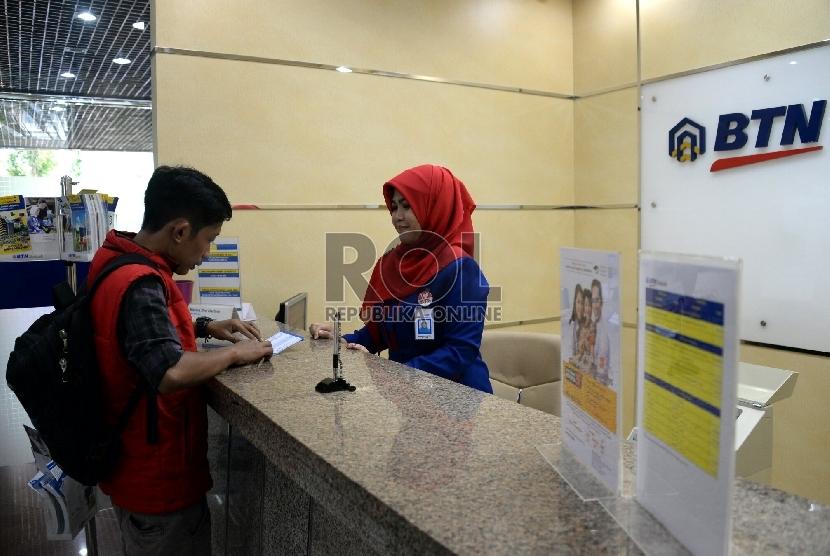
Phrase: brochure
[
  {"left": 0, "top": 195, "right": 31, "bottom": 256},
  {"left": 58, "top": 193, "right": 112, "bottom": 261},
  {"left": 0, "top": 196, "right": 61, "bottom": 261}
]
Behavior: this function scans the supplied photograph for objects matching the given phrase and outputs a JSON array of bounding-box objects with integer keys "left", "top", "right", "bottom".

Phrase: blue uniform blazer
[{"left": 344, "top": 256, "right": 493, "bottom": 394}]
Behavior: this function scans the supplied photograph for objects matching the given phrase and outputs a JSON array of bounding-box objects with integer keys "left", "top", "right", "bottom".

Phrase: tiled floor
[{"left": 0, "top": 463, "right": 123, "bottom": 556}]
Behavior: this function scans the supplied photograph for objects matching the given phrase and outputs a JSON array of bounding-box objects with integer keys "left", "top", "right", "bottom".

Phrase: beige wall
[
  {"left": 741, "top": 343, "right": 830, "bottom": 504},
  {"left": 155, "top": 0, "right": 573, "bottom": 94},
  {"left": 639, "top": 0, "right": 830, "bottom": 81},
  {"left": 573, "top": 0, "right": 830, "bottom": 503},
  {"left": 153, "top": 0, "right": 574, "bottom": 328},
  {"left": 154, "top": 54, "right": 573, "bottom": 208},
  {"left": 573, "top": 0, "right": 638, "bottom": 95}
]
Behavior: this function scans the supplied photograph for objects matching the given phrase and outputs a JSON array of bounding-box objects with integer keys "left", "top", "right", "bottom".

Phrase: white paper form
[
  {"left": 201, "top": 330, "right": 304, "bottom": 355},
  {"left": 267, "top": 331, "right": 304, "bottom": 354}
]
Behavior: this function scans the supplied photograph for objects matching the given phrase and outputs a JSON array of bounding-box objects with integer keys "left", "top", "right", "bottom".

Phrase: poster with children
[{"left": 559, "top": 248, "right": 622, "bottom": 493}]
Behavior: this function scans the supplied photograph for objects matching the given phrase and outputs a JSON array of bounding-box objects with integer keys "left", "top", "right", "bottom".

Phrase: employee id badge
[{"left": 415, "top": 309, "right": 434, "bottom": 340}]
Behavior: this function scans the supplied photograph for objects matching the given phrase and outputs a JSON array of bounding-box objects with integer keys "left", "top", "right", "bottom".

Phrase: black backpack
[{"left": 6, "top": 253, "right": 162, "bottom": 486}]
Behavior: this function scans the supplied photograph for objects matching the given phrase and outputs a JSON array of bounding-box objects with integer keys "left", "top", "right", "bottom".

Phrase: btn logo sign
[
  {"left": 669, "top": 118, "right": 706, "bottom": 162},
  {"left": 669, "top": 100, "right": 826, "bottom": 172}
]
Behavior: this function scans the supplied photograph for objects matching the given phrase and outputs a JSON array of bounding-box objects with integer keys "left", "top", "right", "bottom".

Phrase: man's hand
[
  {"left": 230, "top": 339, "right": 274, "bottom": 366},
  {"left": 207, "top": 319, "right": 262, "bottom": 342},
  {"left": 158, "top": 338, "right": 273, "bottom": 393}
]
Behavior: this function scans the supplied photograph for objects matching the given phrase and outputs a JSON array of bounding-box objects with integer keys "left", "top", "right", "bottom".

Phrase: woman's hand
[
  {"left": 207, "top": 319, "right": 262, "bottom": 342},
  {"left": 309, "top": 323, "right": 369, "bottom": 352},
  {"left": 346, "top": 342, "right": 369, "bottom": 353},
  {"left": 309, "top": 323, "right": 335, "bottom": 339}
]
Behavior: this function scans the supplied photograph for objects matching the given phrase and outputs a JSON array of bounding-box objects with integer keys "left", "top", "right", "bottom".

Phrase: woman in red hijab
[{"left": 310, "top": 165, "right": 492, "bottom": 393}]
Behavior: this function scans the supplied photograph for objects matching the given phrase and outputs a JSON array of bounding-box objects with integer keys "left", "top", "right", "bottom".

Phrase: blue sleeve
[
  {"left": 343, "top": 321, "right": 384, "bottom": 354},
  {"left": 405, "top": 258, "right": 488, "bottom": 380}
]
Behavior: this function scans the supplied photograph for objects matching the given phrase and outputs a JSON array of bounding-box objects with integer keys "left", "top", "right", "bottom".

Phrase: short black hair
[{"left": 141, "top": 166, "right": 232, "bottom": 234}]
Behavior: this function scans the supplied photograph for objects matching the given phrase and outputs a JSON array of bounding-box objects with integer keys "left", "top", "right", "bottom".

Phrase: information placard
[
  {"left": 195, "top": 236, "right": 242, "bottom": 310},
  {"left": 636, "top": 252, "right": 740, "bottom": 556},
  {"left": 559, "top": 248, "right": 622, "bottom": 494}
]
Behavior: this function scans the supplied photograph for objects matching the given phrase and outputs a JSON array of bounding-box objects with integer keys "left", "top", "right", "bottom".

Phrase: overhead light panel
[
  {"left": 335, "top": 67, "right": 352, "bottom": 73},
  {"left": 132, "top": 21, "right": 146, "bottom": 30},
  {"left": 60, "top": 72, "right": 76, "bottom": 78},
  {"left": 52, "top": 106, "right": 65, "bottom": 112},
  {"left": 113, "top": 57, "right": 131, "bottom": 65},
  {"left": 77, "top": 12, "right": 96, "bottom": 22}
]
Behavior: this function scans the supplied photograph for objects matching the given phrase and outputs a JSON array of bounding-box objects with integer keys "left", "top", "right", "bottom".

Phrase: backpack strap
[
  {"left": 87, "top": 252, "right": 164, "bottom": 445},
  {"left": 84, "top": 252, "right": 160, "bottom": 297},
  {"left": 115, "top": 379, "right": 148, "bottom": 434},
  {"left": 52, "top": 280, "right": 76, "bottom": 311}
]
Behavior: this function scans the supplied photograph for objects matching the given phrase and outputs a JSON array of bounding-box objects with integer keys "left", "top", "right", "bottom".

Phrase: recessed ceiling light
[
  {"left": 132, "top": 21, "right": 146, "bottom": 30},
  {"left": 789, "top": 61, "right": 798, "bottom": 65},
  {"left": 60, "top": 72, "right": 76, "bottom": 78},
  {"left": 77, "top": 12, "right": 96, "bottom": 22},
  {"left": 113, "top": 57, "right": 131, "bottom": 65},
  {"left": 335, "top": 66, "right": 352, "bottom": 73}
]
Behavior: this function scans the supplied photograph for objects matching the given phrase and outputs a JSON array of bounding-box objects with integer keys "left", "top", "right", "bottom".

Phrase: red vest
[{"left": 89, "top": 231, "right": 212, "bottom": 513}]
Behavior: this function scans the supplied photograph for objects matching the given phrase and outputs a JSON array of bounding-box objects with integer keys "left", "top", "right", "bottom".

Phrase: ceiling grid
[{"left": 0, "top": 0, "right": 152, "bottom": 151}]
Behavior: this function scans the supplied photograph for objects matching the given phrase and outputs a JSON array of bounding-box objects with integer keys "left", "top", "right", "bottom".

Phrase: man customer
[{"left": 87, "top": 165, "right": 273, "bottom": 555}]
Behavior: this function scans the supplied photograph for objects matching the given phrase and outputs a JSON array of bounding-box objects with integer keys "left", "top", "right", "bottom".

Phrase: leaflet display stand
[
  {"left": 0, "top": 175, "right": 101, "bottom": 554},
  {"left": 536, "top": 443, "right": 615, "bottom": 501}
]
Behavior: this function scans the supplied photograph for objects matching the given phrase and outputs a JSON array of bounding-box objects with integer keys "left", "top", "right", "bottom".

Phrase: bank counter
[{"left": 203, "top": 321, "right": 830, "bottom": 555}]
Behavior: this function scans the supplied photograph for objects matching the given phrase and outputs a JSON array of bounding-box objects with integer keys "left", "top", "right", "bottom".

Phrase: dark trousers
[{"left": 113, "top": 496, "right": 211, "bottom": 556}]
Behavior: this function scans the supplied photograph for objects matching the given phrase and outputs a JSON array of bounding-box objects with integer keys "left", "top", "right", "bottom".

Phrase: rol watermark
[{"left": 324, "top": 232, "right": 502, "bottom": 322}]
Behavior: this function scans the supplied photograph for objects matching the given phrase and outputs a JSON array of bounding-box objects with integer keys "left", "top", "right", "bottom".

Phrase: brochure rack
[{"left": 1, "top": 175, "right": 104, "bottom": 554}]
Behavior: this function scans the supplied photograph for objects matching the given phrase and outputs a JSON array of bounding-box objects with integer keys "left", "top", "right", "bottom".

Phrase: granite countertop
[{"left": 206, "top": 321, "right": 830, "bottom": 555}]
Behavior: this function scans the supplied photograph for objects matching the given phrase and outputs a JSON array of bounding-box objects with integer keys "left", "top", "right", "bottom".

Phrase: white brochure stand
[
  {"left": 604, "top": 252, "right": 741, "bottom": 556},
  {"left": 538, "top": 248, "right": 623, "bottom": 501}
]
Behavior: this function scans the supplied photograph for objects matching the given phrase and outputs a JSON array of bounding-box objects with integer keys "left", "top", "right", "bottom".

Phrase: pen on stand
[{"left": 333, "top": 311, "right": 341, "bottom": 380}]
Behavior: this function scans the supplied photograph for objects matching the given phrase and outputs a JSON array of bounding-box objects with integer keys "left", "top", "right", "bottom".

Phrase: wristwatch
[{"left": 195, "top": 316, "right": 214, "bottom": 339}]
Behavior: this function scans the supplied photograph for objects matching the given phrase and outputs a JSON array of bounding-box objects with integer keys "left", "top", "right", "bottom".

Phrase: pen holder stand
[{"left": 315, "top": 377, "right": 356, "bottom": 393}]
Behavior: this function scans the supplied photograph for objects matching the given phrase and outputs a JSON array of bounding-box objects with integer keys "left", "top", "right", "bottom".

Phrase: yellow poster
[
  {"left": 0, "top": 195, "right": 31, "bottom": 255},
  {"left": 563, "top": 361, "right": 617, "bottom": 433},
  {"left": 642, "top": 288, "right": 723, "bottom": 478}
]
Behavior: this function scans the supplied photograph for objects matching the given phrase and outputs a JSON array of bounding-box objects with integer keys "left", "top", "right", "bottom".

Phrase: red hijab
[{"left": 363, "top": 165, "right": 476, "bottom": 311}]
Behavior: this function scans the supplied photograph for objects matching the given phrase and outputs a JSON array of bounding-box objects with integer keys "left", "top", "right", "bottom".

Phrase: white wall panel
[{"left": 641, "top": 44, "right": 830, "bottom": 352}]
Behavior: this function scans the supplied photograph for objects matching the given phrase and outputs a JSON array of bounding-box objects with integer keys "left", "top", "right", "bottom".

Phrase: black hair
[
  {"left": 569, "top": 284, "right": 584, "bottom": 324},
  {"left": 591, "top": 278, "right": 603, "bottom": 302},
  {"left": 141, "top": 166, "right": 232, "bottom": 235}
]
